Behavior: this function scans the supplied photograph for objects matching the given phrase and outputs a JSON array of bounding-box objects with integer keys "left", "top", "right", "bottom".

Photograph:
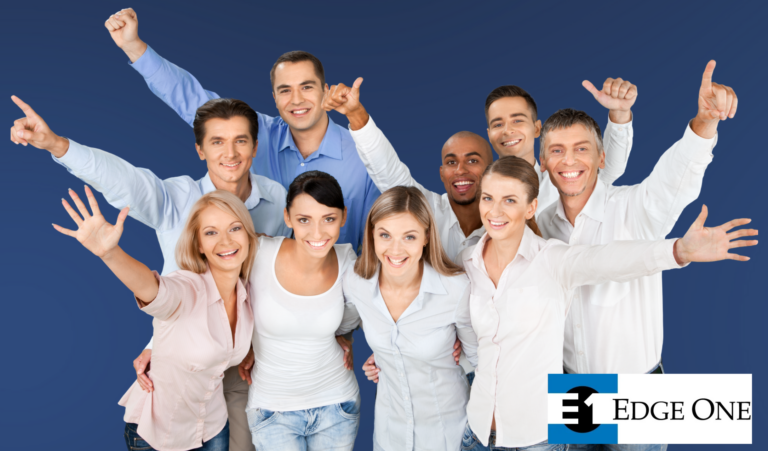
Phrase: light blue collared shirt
[
  {"left": 130, "top": 46, "right": 380, "bottom": 250},
  {"left": 54, "top": 140, "right": 290, "bottom": 275},
  {"left": 340, "top": 263, "right": 478, "bottom": 451}
]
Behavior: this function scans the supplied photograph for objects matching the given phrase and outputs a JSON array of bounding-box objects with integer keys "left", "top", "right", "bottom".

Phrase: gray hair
[{"left": 539, "top": 108, "right": 604, "bottom": 157}]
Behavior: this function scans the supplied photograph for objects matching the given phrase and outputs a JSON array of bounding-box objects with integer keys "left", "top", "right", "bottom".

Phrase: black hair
[{"left": 286, "top": 171, "right": 345, "bottom": 211}]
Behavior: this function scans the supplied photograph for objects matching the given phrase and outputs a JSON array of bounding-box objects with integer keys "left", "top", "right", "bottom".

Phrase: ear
[
  {"left": 439, "top": 163, "right": 447, "bottom": 183},
  {"left": 252, "top": 140, "right": 258, "bottom": 158},
  {"left": 195, "top": 143, "right": 206, "bottom": 161},
  {"left": 340, "top": 207, "right": 348, "bottom": 228},
  {"left": 533, "top": 119, "right": 542, "bottom": 138},
  {"left": 272, "top": 90, "right": 276, "bottom": 102},
  {"left": 526, "top": 197, "right": 538, "bottom": 220},
  {"left": 283, "top": 208, "right": 293, "bottom": 229},
  {"left": 598, "top": 148, "right": 606, "bottom": 170}
]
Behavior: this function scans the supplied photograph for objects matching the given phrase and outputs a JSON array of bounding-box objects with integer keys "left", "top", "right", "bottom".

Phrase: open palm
[
  {"left": 677, "top": 205, "right": 757, "bottom": 263},
  {"left": 53, "top": 186, "right": 129, "bottom": 258}
]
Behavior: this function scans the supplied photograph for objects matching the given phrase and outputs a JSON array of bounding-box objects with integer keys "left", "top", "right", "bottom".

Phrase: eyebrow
[
  {"left": 275, "top": 80, "right": 317, "bottom": 91},
  {"left": 202, "top": 221, "right": 242, "bottom": 231},
  {"left": 489, "top": 112, "right": 529, "bottom": 125},
  {"left": 481, "top": 192, "right": 520, "bottom": 199},
  {"left": 295, "top": 212, "right": 338, "bottom": 218},
  {"left": 444, "top": 151, "right": 483, "bottom": 160},
  {"left": 547, "top": 140, "right": 592, "bottom": 149},
  {"left": 208, "top": 134, "right": 250, "bottom": 141},
  {"left": 376, "top": 226, "right": 419, "bottom": 235}
]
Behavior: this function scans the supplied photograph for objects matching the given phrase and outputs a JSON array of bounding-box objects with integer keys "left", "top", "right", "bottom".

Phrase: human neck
[
  {"left": 287, "top": 237, "right": 336, "bottom": 274},
  {"left": 449, "top": 198, "right": 484, "bottom": 237},
  {"left": 485, "top": 227, "right": 525, "bottom": 270},
  {"left": 209, "top": 265, "right": 240, "bottom": 305},
  {"left": 210, "top": 173, "right": 252, "bottom": 203},
  {"left": 379, "top": 260, "right": 423, "bottom": 293},
  {"left": 560, "top": 178, "right": 598, "bottom": 226},
  {"left": 290, "top": 113, "right": 330, "bottom": 159}
]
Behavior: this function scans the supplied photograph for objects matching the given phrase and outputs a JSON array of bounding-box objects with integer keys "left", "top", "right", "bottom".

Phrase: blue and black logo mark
[{"left": 548, "top": 374, "right": 619, "bottom": 444}]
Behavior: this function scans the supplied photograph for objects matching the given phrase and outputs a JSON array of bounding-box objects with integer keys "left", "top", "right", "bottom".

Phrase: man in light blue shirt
[
  {"left": 105, "top": 8, "right": 380, "bottom": 250},
  {"left": 10, "top": 95, "right": 289, "bottom": 451}
]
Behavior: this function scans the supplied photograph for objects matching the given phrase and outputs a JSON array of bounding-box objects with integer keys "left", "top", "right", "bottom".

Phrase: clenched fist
[{"left": 105, "top": 8, "right": 147, "bottom": 62}]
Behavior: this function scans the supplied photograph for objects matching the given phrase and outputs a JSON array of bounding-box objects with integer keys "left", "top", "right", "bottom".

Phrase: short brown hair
[
  {"left": 481, "top": 156, "right": 543, "bottom": 237},
  {"left": 270, "top": 51, "right": 325, "bottom": 91},
  {"left": 354, "top": 186, "right": 464, "bottom": 279},
  {"left": 175, "top": 190, "right": 259, "bottom": 281},
  {"left": 539, "top": 108, "right": 603, "bottom": 157},
  {"left": 193, "top": 98, "right": 260, "bottom": 145},
  {"left": 484, "top": 85, "right": 538, "bottom": 123}
]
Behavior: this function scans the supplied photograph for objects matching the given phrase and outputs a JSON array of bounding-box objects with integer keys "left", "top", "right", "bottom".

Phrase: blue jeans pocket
[
  {"left": 245, "top": 407, "right": 280, "bottom": 434},
  {"left": 336, "top": 397, "right": 361, "bottom": 421},
  {"left": 124, "top": 423, "right": 155, "bottom": 451},
  {"left": 461, "top": 423, "right": 479, "bottom": 450}
]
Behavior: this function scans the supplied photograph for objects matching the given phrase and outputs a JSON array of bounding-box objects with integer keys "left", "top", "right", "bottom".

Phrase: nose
[
  {"left": 563, "top": 149, "right": 576, "bottom": 165},
  {"left": 489, "top": 200, "right": 503, "bottom": 218},
  {"left": 290, "top": 87, "right": 303, "bottom": 105},
  {"left": 455, "top": 160, "right": 468, "bottom": 175},
  {"left": 224, "top": 141, "right": 237, "bottom": 158}
]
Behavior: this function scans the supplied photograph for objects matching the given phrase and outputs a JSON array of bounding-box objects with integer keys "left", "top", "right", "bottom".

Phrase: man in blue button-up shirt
[{"left": 105, "top": 8, "right": 380, "bottom": 251}]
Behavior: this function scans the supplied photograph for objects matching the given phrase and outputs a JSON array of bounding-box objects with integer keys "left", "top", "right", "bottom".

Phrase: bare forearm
[
  {"left": 123, "top": 40, "right": 148, "bottom": 63},
  {"left": 101, "top": 246, "right": 159, "bottom": 303},
  {"left": 608, "top": 109, "right": 632, "bottom": 124},
  {"left": 347, "top": 106, "right": 370, "bottom": 131},
  {"left": 690, "top": 116, "right": 718, "bottom": 140}
]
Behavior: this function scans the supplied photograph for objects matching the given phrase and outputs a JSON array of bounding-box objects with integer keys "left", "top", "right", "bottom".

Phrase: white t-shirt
[{"left": 246, "top": 236, "right": 360, "bottom": 411}]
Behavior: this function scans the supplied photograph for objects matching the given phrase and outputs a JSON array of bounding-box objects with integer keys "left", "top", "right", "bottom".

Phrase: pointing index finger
[
  {"left": 10, "top": 96, "right": 38, "bottom": 118},
  {"left": 701, "top": 60, "right": 716, "bottom": 91}
]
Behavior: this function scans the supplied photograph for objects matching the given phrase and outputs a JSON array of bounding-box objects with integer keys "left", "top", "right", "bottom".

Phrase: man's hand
[
  {"left": 673, "top": 204, "right": 757, "bottom": 265},
  {"left": 238, "top": 347, "right": 254, "bottom": 385},
  {"left": 336, "top": 335, "right": 354, "bottom": 371},
  {"left": 690, "top": 61, "right": 737, "bottom": 139},
  {"left": 453, "top": 336, "right": 462, "bottom": 365},
  {"left": 362, "top": 353, "right": 379, "bottom": 383},
  {"left": 323, "top": 78, "right": 369, "bottom": 130},
  {"left": 133, "top": 349, "right": 154, "bottom": 392},
  {"left": 9, "top": 96, "right": 69, "bottom": 157},
  {"left": 105, "top": 8, "right": 147, "bottom": 63},
  {"left": 582, "top": 78, "right": 637, "bottom": 124}
]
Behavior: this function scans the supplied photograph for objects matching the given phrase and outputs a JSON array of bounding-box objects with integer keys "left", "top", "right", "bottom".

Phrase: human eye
[
  {"left": 236, "top": 139, "right": 248, "bottom": 144},
  {"left": 481, "top": 196, "right": 491, "bottom": 202},
  {"left": 505, "top": 198, "right": 516, "bottom": 203},
  {"left": 205, "top": 230, "right": 217, "bottom": 236},
  {"left": 404, "top": 235, "right": 416, "bottom": 241},
  {"left": 230, "top": 226, "right": 242, "bottom": 232},
  {"left": 298, "top": 218, "right": 309, "bottom": 224},
  {"left": 468, "top": 159, "right": 479, "bottom": 164},
  {"left": 379, "top": 233, "right": 390, "bottom": 239},
  {"left": 446, "top": 160, "right": 456, "bottom": 165},
  {"left": 324, "top": 217, "right": 335, "bottom": 223}
]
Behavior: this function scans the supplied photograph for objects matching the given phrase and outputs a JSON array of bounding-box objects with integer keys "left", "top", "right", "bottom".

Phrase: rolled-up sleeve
[{"left": 138, "top": 271, "right": 192, "bottom": 322}]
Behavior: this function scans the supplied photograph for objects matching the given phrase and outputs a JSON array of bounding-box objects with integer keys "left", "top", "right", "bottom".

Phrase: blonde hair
[
  {"left": 175, "top": 190, "right": 259, "bottom": 281},
  {"left": 355, "top": 186, "right": 464, "bottom": 279}
]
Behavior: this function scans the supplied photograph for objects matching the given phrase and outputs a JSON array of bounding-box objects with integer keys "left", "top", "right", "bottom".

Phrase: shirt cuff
[
  {"left": 129, "top": 45, "right": 163, "bottom": 79},
  {"left": 680, "top": 121, "right": 717, "bottom": 163},
  {"left": 51, "top": 139, "right": 91, "bottom": 171},
  {"left": 648, "top": 239, "right": 689, "bottom": 272},
  {"left": 347, "top": 115, "right": 380, "bottom": 150},
  {"left": 604, "top": 113, "right": 634, "bottom": 135}
]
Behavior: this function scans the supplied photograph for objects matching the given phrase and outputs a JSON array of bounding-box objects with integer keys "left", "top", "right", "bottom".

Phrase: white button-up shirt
[
  {"left": 340, "top": 263, "right": 478, "bottom": 451},
  {"left": 460, "top": 228, "right": 682, "bottom": 448},
  {"left": 538, "top": 123, "right": 716, "bottom": 374},
  {"left": 348, "top": 116, "right": 633, "bottom": 262}
]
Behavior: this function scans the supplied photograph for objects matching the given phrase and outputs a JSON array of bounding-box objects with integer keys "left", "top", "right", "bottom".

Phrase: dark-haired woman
[
  {"left": 240, "top": 171, "right": 361, "bottom": 451},
  {"left": 459, "top": 156, "right": 757, "bottom": 451}
]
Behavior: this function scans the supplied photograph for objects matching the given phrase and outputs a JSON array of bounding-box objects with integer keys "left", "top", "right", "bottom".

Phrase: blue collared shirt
[
  {"left": 54, "top": 139, "right": 290, "bottom": 275},
  {"left": 130, "top": 46, "right": 380, "bottom": 250}
]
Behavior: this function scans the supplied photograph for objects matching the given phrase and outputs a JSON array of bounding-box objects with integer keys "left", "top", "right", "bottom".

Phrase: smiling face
[
  {"left": 284, "top": 193, "right": 346, "bottom": 256},
  {"left": 272, "top": 60, "right": 328, "bottom": 132},
  {"left": 540, "top": 124, "right": 605, "bottom": 198},
  {"left": 197, "top": 205, "right": 250, "bottom": 275},
  {"left": 195, "top": 116, "right": 256, "bottom": 186},
  {"left": 439, "top": 133, "right": 493, "bottom": 206},
  {"left": 373, "top": 212, "right": 428, "bottom": 278},
  {"left": 479, "top": 172, "right": 538, "bottom": 242},
  {"left": 486, "top": 96, "right": 542, "bottom": 162}
]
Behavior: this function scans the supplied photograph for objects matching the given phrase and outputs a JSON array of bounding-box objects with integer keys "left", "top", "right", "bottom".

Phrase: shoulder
[
  {"left": 457, "top": 245, "right": 476, "bottom": 268},
  {"left": 163, "top": 269, "right": 207, "bottom": 291},
  {"left": 335, "top": 243, "right": 358, "bottom": 270},
  {"left": 257, "top": 236, "right": 283, "bottom": 255},
  {"left": 342, "top": 265, "right": 367, "bottom": 292},
  {"left": 253, "top": 174, "right": 287, "bottom": 203},
  {"left": 438, "top": 270, "right": 470, "bottom": 294},
  {"left": 538, "top": 201, "right": 558, "bottom": 225}
]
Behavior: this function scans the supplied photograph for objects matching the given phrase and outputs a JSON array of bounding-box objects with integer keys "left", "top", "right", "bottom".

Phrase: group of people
[{"left": 10, "top": 7, "right": 757, "bottom": 451}]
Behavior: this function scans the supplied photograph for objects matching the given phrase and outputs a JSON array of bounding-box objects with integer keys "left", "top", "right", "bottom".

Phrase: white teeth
[
  {"left": 454, "top": 181, "right": 474, "bottom": 186},
  {"left": 293, "top": 109, "right": 309, "bottom": 114},
  {"left": 561, "top": 171, "right": 581, "bottom": 179},
  {"left": 502, "top": 139, "right": 521, "bottom": 147},
  {"left": 218, "top": 250, "right": 237, "bottom": 256},
  {"left": 222, "top": 162, "right": 240, "bottom": 167},
  {"left": 489, "top": 220, "right": 507, "bottom": 226},
  {"left": 307, "top": 240, "right": 328, "bottom": 247},
  {"left": 388, "top": 257, "right": 406, "bottom": 264}
]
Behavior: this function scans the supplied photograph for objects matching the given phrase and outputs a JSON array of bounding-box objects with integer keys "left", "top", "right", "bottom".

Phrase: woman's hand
[
  {"left": 239, "top": 347, "right": 254, "bottom": 385},
  {"left": 362, "top": 353, "right": 379, "bottom": 383},
  {"left": 52, "top": 186, "right": 129, "bottom": 259},
  {"left": 336, "top": 335, "right": 354, "bottom": 370},
  {"left": 674, "top": 205, "right": 758, "bottom": 265}
]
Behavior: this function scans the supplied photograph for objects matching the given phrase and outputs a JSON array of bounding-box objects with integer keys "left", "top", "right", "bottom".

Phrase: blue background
[{"left": 2, "top": 0, "right": 764, "bottom": 449}]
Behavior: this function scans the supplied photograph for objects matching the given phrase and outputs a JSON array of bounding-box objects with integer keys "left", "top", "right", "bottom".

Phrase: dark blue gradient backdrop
[{"left": 2, "top": 1, "right": 765, "bottom": 449}]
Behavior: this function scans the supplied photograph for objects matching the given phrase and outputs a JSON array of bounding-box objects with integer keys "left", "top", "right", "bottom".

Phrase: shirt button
[
  {"left": 576, "top": 324, "right": 581, "bottom": 328},
  {"left": 400, "top": 373, "right": 404, "bottom": 377},
  {"left": 579, "top": 351, "right": 585, "bottom": 356},
  {"left": 404, "top": 395, "right": 409, "bottom": 400},
  {"left": 300, "top": 163, "right": 305, "bottom": 166}
]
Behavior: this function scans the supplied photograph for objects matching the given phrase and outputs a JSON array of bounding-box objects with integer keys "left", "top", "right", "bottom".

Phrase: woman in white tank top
[{"left": 240, "top": 171, "right": 361, "bottom": 451}]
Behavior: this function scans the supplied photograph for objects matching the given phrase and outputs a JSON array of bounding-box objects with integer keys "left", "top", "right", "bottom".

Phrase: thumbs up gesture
[
  {"left": 697, "top": 60, "right": 737, "bottom": 121},
  {"left": 582, "top": 77, "right": 637, "bottom": 124},
  {"left": 323, "top": 77, "right": 370, "bottom": 130}
]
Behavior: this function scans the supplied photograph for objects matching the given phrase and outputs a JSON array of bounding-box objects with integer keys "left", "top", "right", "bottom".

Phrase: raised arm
[
  {"left": 629, "top": 61, "right": 735, "bottom": 239},
  {"left": 10, "top": 96, "right": 189, "bottom": 232},
  {"left": 582, "top": 77, "right": 637, "bottom": 184},
  {"left": 53, "top": 186, "right": 159, "bottom": 303},
  {"left": 546, "top": 204, "right": 757, "bottom": 292},
  {"left": 105, "top": 8, "right": 221, "bottom": 126},
  {"left": 323, "top": 78, "right": 432, "bottom": 194}
]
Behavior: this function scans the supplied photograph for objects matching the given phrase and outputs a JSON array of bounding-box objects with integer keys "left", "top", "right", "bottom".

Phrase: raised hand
[
  {"left": 104, "top": 8, "right": 147, "bottom": 62},
  {"left": 323, "top": 77, "right": 364, "bottom": 115},
  {"left": 698, "top": 60, "right": 737, "bottom": 121},
  {"left": 9, "top": 96, "right": 69, "bottom": 157},
  {"left": 52, "top": 186, "right": 130, "bottom": 258},
  {"left": 582, "top": 77, "right": 637, "bottom": 123},
  {"left": 674, "top": 205, "right": 758, "bottom": 265}
]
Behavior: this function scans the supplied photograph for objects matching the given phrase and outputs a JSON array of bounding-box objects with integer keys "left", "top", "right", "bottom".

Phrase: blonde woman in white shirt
[
  {"left": 237, "top": 171, "right": 361, "bottom": 451},
  {"left": 339, "top": 186, "right": 479, "bottom": 451},
  {"left": 459, "top": 156, "right": 757, "bottom": 451}
]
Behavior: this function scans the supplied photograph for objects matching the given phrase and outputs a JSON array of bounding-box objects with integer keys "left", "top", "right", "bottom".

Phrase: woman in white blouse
[
  {"left": 460, "top": 156, "right": 757, "bottom": 451},
  {"left": 339, "top": 186, "right": 479, "bottom": 451},
  {"left": 238, "top": 171, "right": 361, "bottom": 451}
]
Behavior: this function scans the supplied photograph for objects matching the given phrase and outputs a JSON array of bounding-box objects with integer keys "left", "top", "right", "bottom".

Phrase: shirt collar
[
  {"left": 365, "top": 261, "right": 447, "bottom": 296},
  {"left": 278, "top": 115, "right": 343, "bottom": 161},
  {"left": 201, "top": 265, "right": 248, "bottom": 307},
  {"left": 446, "top": 202, "right": 486, "bottom": 240},
  {"left": 553, "top": 178, "right": 607, "bottom": 225},
  {"left": 467, "top": 226, "right": 538, "bottom": 271},
  {"left": 200, "top": 173, "right": 273, "bottom": 210}
]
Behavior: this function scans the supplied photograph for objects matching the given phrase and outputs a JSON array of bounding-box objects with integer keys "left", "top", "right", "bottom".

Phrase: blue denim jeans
[
  {"left": 245, "top": 396, "right": 360, "bottom": 451},
  {"left": 123, "top": 421, "right": 229, "bottom": 451},
  {"left": 568, "top": 446, "right": 666, "bottom": 451},
  {"left": 461, "top": 423, "right": 567, "bottom": 451}
]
